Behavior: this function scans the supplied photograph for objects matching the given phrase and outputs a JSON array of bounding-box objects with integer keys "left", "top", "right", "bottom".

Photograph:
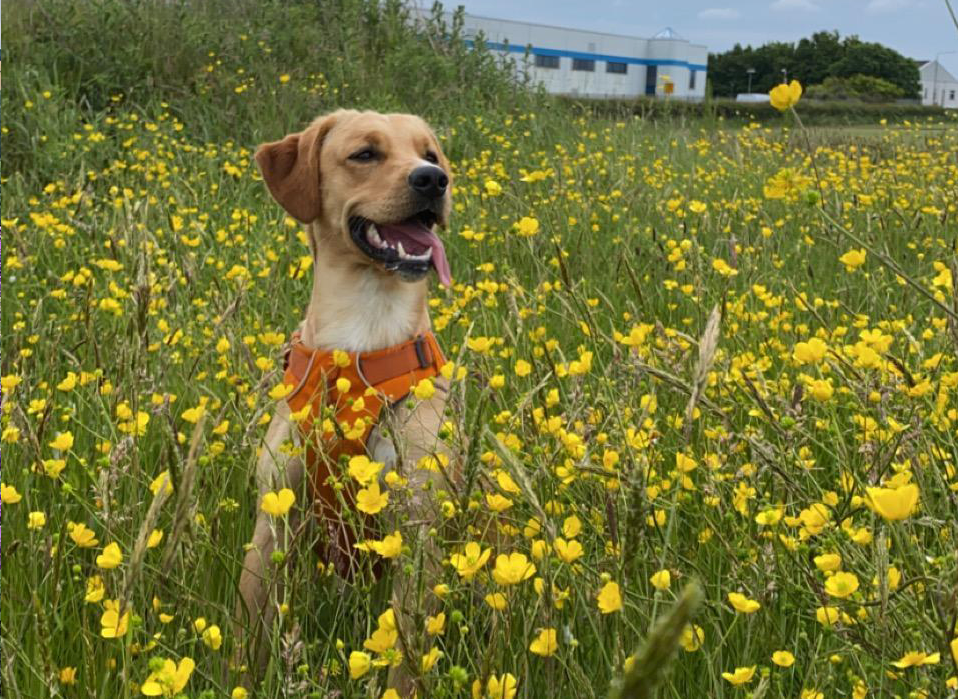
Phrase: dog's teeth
[
  {"left": 397, "top": 242, "right": 408, "bottom": 259},
  {"left": 367, "top": 225, "right": 386, "bottom": 248}
]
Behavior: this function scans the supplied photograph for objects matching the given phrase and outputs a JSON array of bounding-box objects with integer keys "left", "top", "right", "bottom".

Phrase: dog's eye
[
  {"left": 349, "top": 148, "right": 377, "bottom": 162},
  {"left": 424, "top": 151, "right": 439, "bottom": 164}
]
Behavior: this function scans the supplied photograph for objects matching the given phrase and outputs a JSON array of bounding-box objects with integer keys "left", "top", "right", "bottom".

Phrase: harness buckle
[{"left": 413, "top": 335, "right": 431, "bottom": 369}]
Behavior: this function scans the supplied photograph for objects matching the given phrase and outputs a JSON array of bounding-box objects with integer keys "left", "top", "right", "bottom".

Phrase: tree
[{"left": 706, "top": 31, "right": 920, "bottom": 99}]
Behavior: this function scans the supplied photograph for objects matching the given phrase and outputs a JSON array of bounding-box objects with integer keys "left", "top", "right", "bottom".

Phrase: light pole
[
  {"left": 932, "top": 51, "right": 957, "bottom": 106},
  {"left": 781, "top": 68, "right": 788, "bottom": 83},
  {"left": 746, "top": 67, "right": 756, "bottom": 94}
]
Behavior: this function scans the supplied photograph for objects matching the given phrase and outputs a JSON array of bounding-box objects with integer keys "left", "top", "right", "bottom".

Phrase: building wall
[
  {"left": 455, "top": 14, "right": 708, "bottom": 100},
  {"left": 919, "top": 61, "right": 958, "bottom": 108}
]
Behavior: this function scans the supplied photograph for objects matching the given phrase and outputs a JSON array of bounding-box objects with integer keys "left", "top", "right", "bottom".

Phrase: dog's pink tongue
[{"left": 382, "top": 222, "right": 451, "bottom": 287}]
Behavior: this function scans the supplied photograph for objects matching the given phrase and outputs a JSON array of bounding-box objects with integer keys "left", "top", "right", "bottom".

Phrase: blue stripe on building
[{"left": 467, "top": 40, "right": 708, "bottom": 72}]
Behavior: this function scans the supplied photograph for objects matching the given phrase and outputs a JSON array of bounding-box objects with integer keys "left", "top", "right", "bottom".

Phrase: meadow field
[{"left": 3, "top": 2, "right": 958, "bottom": 698}]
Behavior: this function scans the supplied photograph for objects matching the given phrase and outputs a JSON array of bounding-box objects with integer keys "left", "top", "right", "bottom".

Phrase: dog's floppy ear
[{"left": 255, "top": 114, "right": 338, "bottom": 223}]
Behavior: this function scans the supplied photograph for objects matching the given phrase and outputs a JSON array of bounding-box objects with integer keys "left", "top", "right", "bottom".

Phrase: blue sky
[{"left": 449, "top": 0, "right": 958, "bottom": 78}]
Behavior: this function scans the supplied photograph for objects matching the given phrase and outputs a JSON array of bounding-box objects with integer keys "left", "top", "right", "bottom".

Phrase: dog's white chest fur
[{"left": 305, "top": 267, "right": 425, "bottom": 353}]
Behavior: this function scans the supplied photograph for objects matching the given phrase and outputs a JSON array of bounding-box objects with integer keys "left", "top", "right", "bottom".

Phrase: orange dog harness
[{"left": 282, "top": 331, "right": 446, "bottom": 536}]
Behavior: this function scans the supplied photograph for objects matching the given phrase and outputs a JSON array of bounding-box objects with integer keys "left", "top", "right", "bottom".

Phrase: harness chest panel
[{"left": 282, "top": 331, "right": 446, "bottom": 527}]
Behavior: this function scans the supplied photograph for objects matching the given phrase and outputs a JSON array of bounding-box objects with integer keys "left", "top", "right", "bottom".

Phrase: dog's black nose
[{"left": 408, "top": 165, "right": 448, "bottom": 199}]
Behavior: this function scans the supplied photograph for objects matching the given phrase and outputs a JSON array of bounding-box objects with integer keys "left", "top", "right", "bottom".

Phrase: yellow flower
[
  {"left": 815, "top": 606, "right": 840, "bottom": 626},
  {"left": 813, "top": 553, "right": 841, "bottom": 572},
  {"left": 764, "top": 167, "right": 813, "bottom": 199},
  {"left": 231, "top": 688, "right": 249, "bottom": 699},
  {"left": 484, "top": 592, "right": 508, "bottom": 610},
  {"left": 59, "top": 667, "right": 77, "bottom": 685},
  {"left": 356, "top": 482, "right": 389, "bottom": 515},
  {"left": 349, "top": 650, "right": 371, "bottom": 678},
  {"left": 515, "top": 216, "right": 540, "bottom": 236},
  {"left": 486, "top": 493, "right": 513, "bottom": 512},
  {"left": 426, "top": 612, "right": 446, "bottom": 635},
  {"left": 486, "top": 673, "right": 518, "bottom": 699},
  {"left": 150, "top": 471, "right": 174, "bottom": 496},
  {"left": 421, "top": 646, "right": 443, "bottom": 672},
  {"left": 57, "top": 372, "right": 77, "bottom": 391},
  {"left": 529, "top": 628, "right": 558, "bottom": 656},
  {"left": 838, "top": 248, "right": 867, "bottom": 272},
  {"left": 679, "top": 624, "right": 704, "bottom": 651},
  {"left": 891, "top": 651, "right": 940, "bottom": 668},
  {"left": 769, "top": 80, "right": 802, "bottom": 111},
  {"left": 824, "top": 571, "right": 859, "bottom": 598},
  {"left": 365, "top": 531, "right": 403, "bottom": 558},
  {"left": 49, "top": 431, "right": 74, "bottom": 451},
  {"left": 950, "top": 637, "right": 958, "bottom": 667},
  {"left": 141, "top": 656, "right": 194, "bottom": 696},
  {"left": 97, "top": 542, "right": 124, "bottom": 569},
  {"left": 866, "top": 483, "right": 919, "bottom": 521},
  {"left": 180, "top": 405, "right": 206, "bottom": 423},
  {"left": 100, "top": 600, "right": 130, "bottom": 638},
  {"left": 597, "top": 581, "right": 623, "bottom": 613},
  {"left": 514, "top": 359, "right": 532, "bottom": 377},
  {"left": 268, "top": 383, "right": 293, "bottom": 401},
  {"left": 147, "top": 529, "right": 164, "bottom": 548},
  {"left": 793, "top": 338, "right": 828, "bottom": 364},
  {"left": 69, "top": 523, "right": 99, "bottom": 548},
  {"left": 650, "top": 569, "right": 671, "bottom": 590},
  {"left": 727, "top": 592, "right": 760, "bottom": 613},
  {"left": 772, "top": 650, "right": 795, "bottom": 667},
  {"left": 202, "top": 625, "right": 222, "bottom": 650},
  {"left": 449, "top": 542, "right": 492, "bottom": 579},
  {"left": 85, "top": 575, "right": 105, "bottom": 603},
  {"left": 1, "top": 483, "right": 23, "bottom": 504},
  {"left": 347, "top": 455, "right": 383, "bottom": 486},
  {"left": 414, "top": 377, "right": 436, "bottom": 400},
  {"left": 0, "top": 374, "right": 22, "bottom": 392},
  {"left": 491, "top": 552, "right": 536, "bottom": 586},
  {"left": 712, "top": 258, "right": 738, "bottom": 277},
  {"left": 28, "top": 511, "right": 47, "bottom": 530},
  {"left": 808, "top": 378, "right": 833, "bottom": 402},
  {"left": 363, "top": 626, "right": 397, "bottom": 654},
  {"left": 552, "top": 538, "right": 583, "bottom": 564},
  {"left": 260, "top": 488, "right": 295, "bottom": 516},
  {"left": 721, "top": 665, "right": 757, "bottom": 686}
]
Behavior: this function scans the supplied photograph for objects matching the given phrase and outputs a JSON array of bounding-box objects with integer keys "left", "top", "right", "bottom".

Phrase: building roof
[
  {"left": 652, "top": 27, "right": 684, "bottom": 40},
  {"left": 920, "top": 60, "right": 958, "bottom": 83}
]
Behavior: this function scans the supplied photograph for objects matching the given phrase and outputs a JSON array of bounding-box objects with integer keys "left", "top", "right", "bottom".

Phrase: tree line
[{"left": 707, "top": 31, "right": 921, "bottom": 100}]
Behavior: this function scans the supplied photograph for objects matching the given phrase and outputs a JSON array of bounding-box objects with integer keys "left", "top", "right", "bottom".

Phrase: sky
[{"left": 446, "top": 0, "right": 958, "bottom": 79}]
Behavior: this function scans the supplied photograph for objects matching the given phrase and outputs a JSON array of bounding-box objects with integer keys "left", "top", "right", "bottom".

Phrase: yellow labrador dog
[{"left": 235, "top": 110, "right": 456, "bottom": 695}]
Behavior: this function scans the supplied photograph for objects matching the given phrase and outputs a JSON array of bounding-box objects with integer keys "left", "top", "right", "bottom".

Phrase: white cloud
[
  {"left": 697, "top": 7, "right": 742, "bottom": 19},
  {"left": 770, "top": 0, "right": 821, "bottom": 11},
  {"left": 866, "top": 0, "right": 911, "bottom": 13}
]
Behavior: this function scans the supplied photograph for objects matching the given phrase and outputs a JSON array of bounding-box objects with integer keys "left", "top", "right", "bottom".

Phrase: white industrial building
[
  {"left": 451, "top": 13, "right": 708, "bottom": 100},
  {"left": 919, "top": 60, "right": 958, "bottom": 109}
]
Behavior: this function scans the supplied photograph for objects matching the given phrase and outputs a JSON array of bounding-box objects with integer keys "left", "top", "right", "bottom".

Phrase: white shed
[{"left": 919, "top": 60, "right": 958, "bottom": 109}]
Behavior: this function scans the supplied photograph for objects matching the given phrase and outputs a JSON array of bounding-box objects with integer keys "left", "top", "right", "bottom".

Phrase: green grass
[{"left": 3, "top": 2, "right": 958, "bottom": 698}]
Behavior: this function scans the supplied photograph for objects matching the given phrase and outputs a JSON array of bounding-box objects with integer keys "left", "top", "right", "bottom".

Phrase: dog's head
[{"left": 255, "top": 110, "right": 452, "bottom": 286}]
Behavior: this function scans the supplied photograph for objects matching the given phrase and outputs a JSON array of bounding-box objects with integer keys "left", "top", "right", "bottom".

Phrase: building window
[
  {"left": 606, "top": 61, "right": 627, "bottom": 74},
  {"left": 645, "top": 65, "right": 657, "bottom": 95},
  {"left": 572, "top": 58, "right": 595, "bottom": 72},
  {"left": 951, "top": 90, "right": 956, "bottom": 101},
  {"left": 689, "top": 70, "right": 696, "bottom": 90},
  {"left": 534, "top": 54, "right": 560, "bottom": 69}
]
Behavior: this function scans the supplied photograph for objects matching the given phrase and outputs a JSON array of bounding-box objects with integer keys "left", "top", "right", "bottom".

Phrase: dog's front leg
[
  {"left": 376, "top": 386, "right": 455, "bottom": 697},
  {"left": 234, "top": 403, "right": 305, "bottom": 680}
]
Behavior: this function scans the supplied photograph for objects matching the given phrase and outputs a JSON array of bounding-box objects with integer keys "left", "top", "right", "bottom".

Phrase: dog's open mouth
[{"left": 349, "top": 212, "right": 451, "bottom": 286}]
